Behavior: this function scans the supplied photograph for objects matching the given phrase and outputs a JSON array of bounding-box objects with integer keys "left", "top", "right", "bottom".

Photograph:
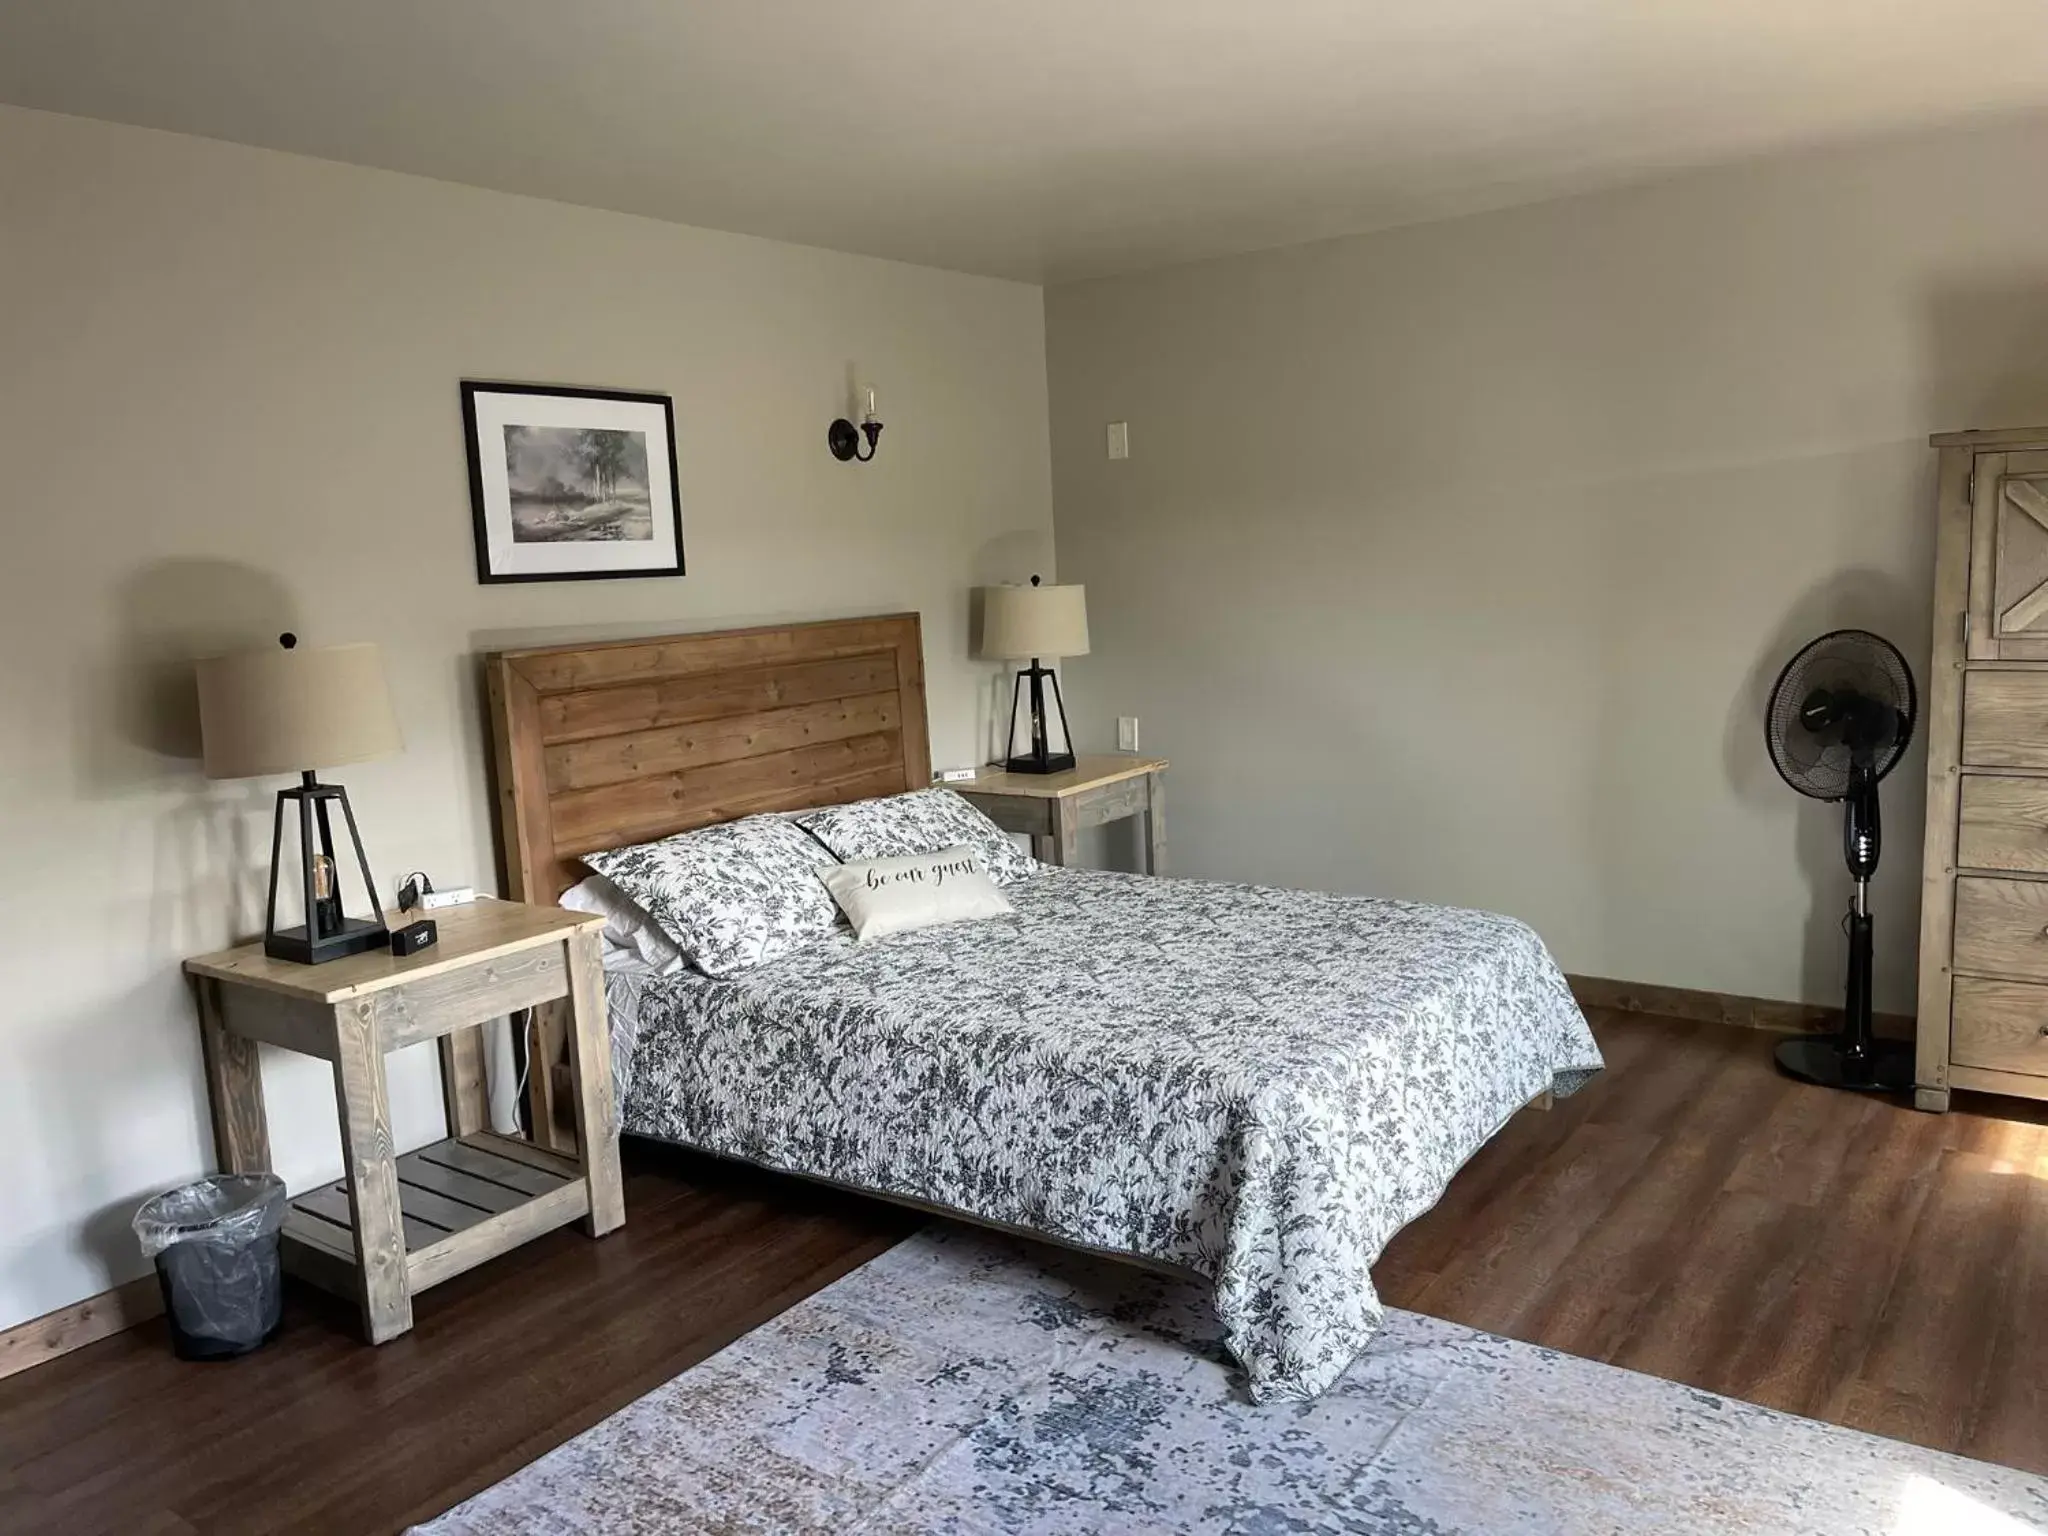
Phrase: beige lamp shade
[
  {"left": 196, "top": 640, "right": 402, "bottom": 780},
  {"left": 980, "top": 581, "right": 1090, "bottom": 660}
]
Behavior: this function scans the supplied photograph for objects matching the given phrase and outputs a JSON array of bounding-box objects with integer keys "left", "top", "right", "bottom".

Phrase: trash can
[{"left": 132, "top": 1173, "right": 288, "bottom": 1360}]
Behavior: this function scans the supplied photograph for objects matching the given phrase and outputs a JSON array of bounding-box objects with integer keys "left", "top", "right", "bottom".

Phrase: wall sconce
[{"left": 828, "top": 384, "right": 884, "bottom": 463}]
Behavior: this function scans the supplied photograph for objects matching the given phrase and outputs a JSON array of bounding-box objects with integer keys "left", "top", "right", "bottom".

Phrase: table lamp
[
  {"left": 196, "top": 634, "right": 402, "bottom": 963},
  {"left": 980, "top": 576, "right": 1089, "bottom": 774}
]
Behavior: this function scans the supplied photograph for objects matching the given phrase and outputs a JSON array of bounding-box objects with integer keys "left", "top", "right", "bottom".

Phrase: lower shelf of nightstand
[{"left": 281, "top": 1131, "right": 589, "bottom": 1297}]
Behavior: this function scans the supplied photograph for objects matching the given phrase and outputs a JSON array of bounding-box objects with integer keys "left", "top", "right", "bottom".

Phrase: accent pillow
[
  {"left": 820, "top": 845, "right": 1013, "bottom": 941},
  {"left": 583, "top": 814, "right": 840, "bottom": 978},
  {"left": 796, "top": 788, "right": 1037, "bottom": 887},
  {"left": 558, "top": 875, "right": 687, "bottom": 976}
]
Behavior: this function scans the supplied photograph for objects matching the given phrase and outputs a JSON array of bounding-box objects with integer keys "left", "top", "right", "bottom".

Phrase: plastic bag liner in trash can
[{"left": 133, "top": 1173, "right": 287, "bottom": 1360}]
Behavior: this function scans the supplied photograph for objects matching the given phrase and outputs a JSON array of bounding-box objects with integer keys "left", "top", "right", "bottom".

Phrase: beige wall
[
  {"left": 14, "top": 97, "right": 2048, "bottom": 1340},
  {"left": 1048, "top": 118, "right": 2048, "bottom": 1022},
  {"left": 0, "top": 106, "right": 1052, "bottom": 1330}
]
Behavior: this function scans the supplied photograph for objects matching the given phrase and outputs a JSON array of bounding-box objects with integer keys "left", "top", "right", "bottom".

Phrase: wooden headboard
[{"left": 486, "top": 614, "right": 931, "bottom": 902}]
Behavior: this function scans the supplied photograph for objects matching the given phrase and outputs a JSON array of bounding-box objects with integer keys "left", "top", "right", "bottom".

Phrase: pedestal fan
[{"left": 1764, "top": 629, "right": 1918, "bottom": 1092}]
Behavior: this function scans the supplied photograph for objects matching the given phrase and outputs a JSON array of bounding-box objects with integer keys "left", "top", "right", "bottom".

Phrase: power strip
[
  {"left": 935, "top": 767, "right": 979, "bottom": 783},
  {"left": 419, "top": 886, "right": 477, "bottom": 910}
]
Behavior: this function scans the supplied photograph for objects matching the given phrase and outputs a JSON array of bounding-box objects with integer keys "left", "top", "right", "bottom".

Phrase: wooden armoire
[{"left": 1917, "top": 424, "right": 2048, "bottom": 1112}]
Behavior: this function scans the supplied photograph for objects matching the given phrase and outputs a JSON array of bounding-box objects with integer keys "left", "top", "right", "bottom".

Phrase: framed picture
[{"left": 461, "top": 381, "right": 684, "bottom": 584}]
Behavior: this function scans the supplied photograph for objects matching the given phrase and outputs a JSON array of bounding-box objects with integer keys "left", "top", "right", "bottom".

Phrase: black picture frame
[{"left": 461, "top": 380, "right": 686, "bottom": 585}]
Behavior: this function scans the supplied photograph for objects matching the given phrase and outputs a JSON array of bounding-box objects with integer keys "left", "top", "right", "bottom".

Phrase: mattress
[{"left": 606, "top": 865, "right": 1603, "bottom": 1401}]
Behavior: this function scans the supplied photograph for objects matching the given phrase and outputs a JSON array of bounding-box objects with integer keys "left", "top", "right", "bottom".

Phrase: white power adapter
[{"left": 419, "top": 886, "right": 477, "bottom": 910}]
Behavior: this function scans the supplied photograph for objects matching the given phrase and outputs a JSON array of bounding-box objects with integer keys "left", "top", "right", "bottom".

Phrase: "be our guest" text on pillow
[{"left": 819, "top": 844, "right": 1013, "bottom": 941}]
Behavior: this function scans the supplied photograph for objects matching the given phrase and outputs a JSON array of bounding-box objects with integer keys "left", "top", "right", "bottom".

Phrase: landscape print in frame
[{"left": 462, "top": 381, "right": 684, "bottom": 583}]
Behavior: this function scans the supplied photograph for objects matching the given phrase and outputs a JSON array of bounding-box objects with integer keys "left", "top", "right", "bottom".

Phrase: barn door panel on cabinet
[{"left": 1972, "top": 451, "right": 2048, "bottom": 661}]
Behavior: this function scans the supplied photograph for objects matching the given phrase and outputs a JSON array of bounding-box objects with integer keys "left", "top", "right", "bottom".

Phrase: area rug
[{"left": 414, "top": 1226, "right": 2048, "bottom": 1534}]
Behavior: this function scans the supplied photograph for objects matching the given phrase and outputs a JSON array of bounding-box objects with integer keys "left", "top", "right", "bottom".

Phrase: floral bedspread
[{"left": 608, "top": 867, "right": 1603, "bottom": 1401}]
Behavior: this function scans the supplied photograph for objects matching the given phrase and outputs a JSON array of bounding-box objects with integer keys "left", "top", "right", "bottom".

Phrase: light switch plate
[
  {"left": 1107, "top": 421, "right": 1130, "bottom": 460},
  {"left": 1118, "top": 716, "right": 1140, "bottom": 752}
]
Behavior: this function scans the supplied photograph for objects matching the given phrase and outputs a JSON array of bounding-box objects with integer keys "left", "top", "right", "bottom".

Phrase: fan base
[{"left": 1773, "top": 1034, "right": 1914, "bottom": 1094}]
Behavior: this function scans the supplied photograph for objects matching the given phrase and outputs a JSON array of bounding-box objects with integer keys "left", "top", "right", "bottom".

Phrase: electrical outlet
[
  {"left": 1118, "top": 716, "right": 1140, "bottom": 752},
  {"left": 1106, "top": 421, "right": 1130, "bottom": 460}
]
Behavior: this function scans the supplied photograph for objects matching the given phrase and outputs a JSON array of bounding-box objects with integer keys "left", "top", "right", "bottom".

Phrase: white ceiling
[{"left": 3, "top": 0, "right": 2045, "bottom": 283}]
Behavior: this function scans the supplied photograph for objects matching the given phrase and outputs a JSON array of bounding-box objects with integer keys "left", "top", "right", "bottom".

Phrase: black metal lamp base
[
  {"left": 1004, "top": 661, "right": 1076, "bottom": 777},
  {"left": 266, "top": 772, "right": 389, "bottom": 965},
  {"left": 1773, "top": 1034, "right": 1914, "bottom": 1093},
  {"left": 264, "top": 916, "right": 390, "bottom": 965},
  {"left": 1005, "top": 750, "right": 1076, "bottom": 775}
]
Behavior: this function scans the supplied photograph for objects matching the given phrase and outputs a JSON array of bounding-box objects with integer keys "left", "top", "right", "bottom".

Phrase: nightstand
[
  {"left": 958, "top": 753, "right": 1168, "bottom": 872},
  {"left": 183, "top": 898, "right": 623, "bottom": 1344}
]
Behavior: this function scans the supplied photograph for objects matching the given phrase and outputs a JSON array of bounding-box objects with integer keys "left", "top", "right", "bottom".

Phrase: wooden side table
[
  {"left": 183, "top": 898, "right": 623, "bottom": 1344},
  {"left": 958, "top": 753, "right": 1168, "bottom": 871}
]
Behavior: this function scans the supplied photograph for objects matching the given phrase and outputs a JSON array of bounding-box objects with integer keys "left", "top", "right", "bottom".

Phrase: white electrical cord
[{"left": 509, "top": 1008, "right": 537, "bottom": 1106}]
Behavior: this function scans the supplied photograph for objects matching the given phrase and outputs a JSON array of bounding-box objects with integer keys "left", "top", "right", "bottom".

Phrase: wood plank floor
[
  {"left": 1377, "top": 1009, "right": 2048, "bottom": 1476},
  {"left": 5, "top": 1008, "right": 2047, "bottom": 1533}
]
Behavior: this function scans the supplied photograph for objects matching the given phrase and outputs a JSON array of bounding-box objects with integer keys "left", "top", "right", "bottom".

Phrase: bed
[{"left": 481, "top": 614, "right": 1603, "bottom": 1402}]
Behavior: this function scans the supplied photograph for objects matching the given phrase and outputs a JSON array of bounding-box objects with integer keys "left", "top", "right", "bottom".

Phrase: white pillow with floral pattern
[
  {"left": 584, "top": 815, "right": 840, "bottom": 978},
  {"left": 795, "top": 788, "right": 1037, "bottom": 887}
]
